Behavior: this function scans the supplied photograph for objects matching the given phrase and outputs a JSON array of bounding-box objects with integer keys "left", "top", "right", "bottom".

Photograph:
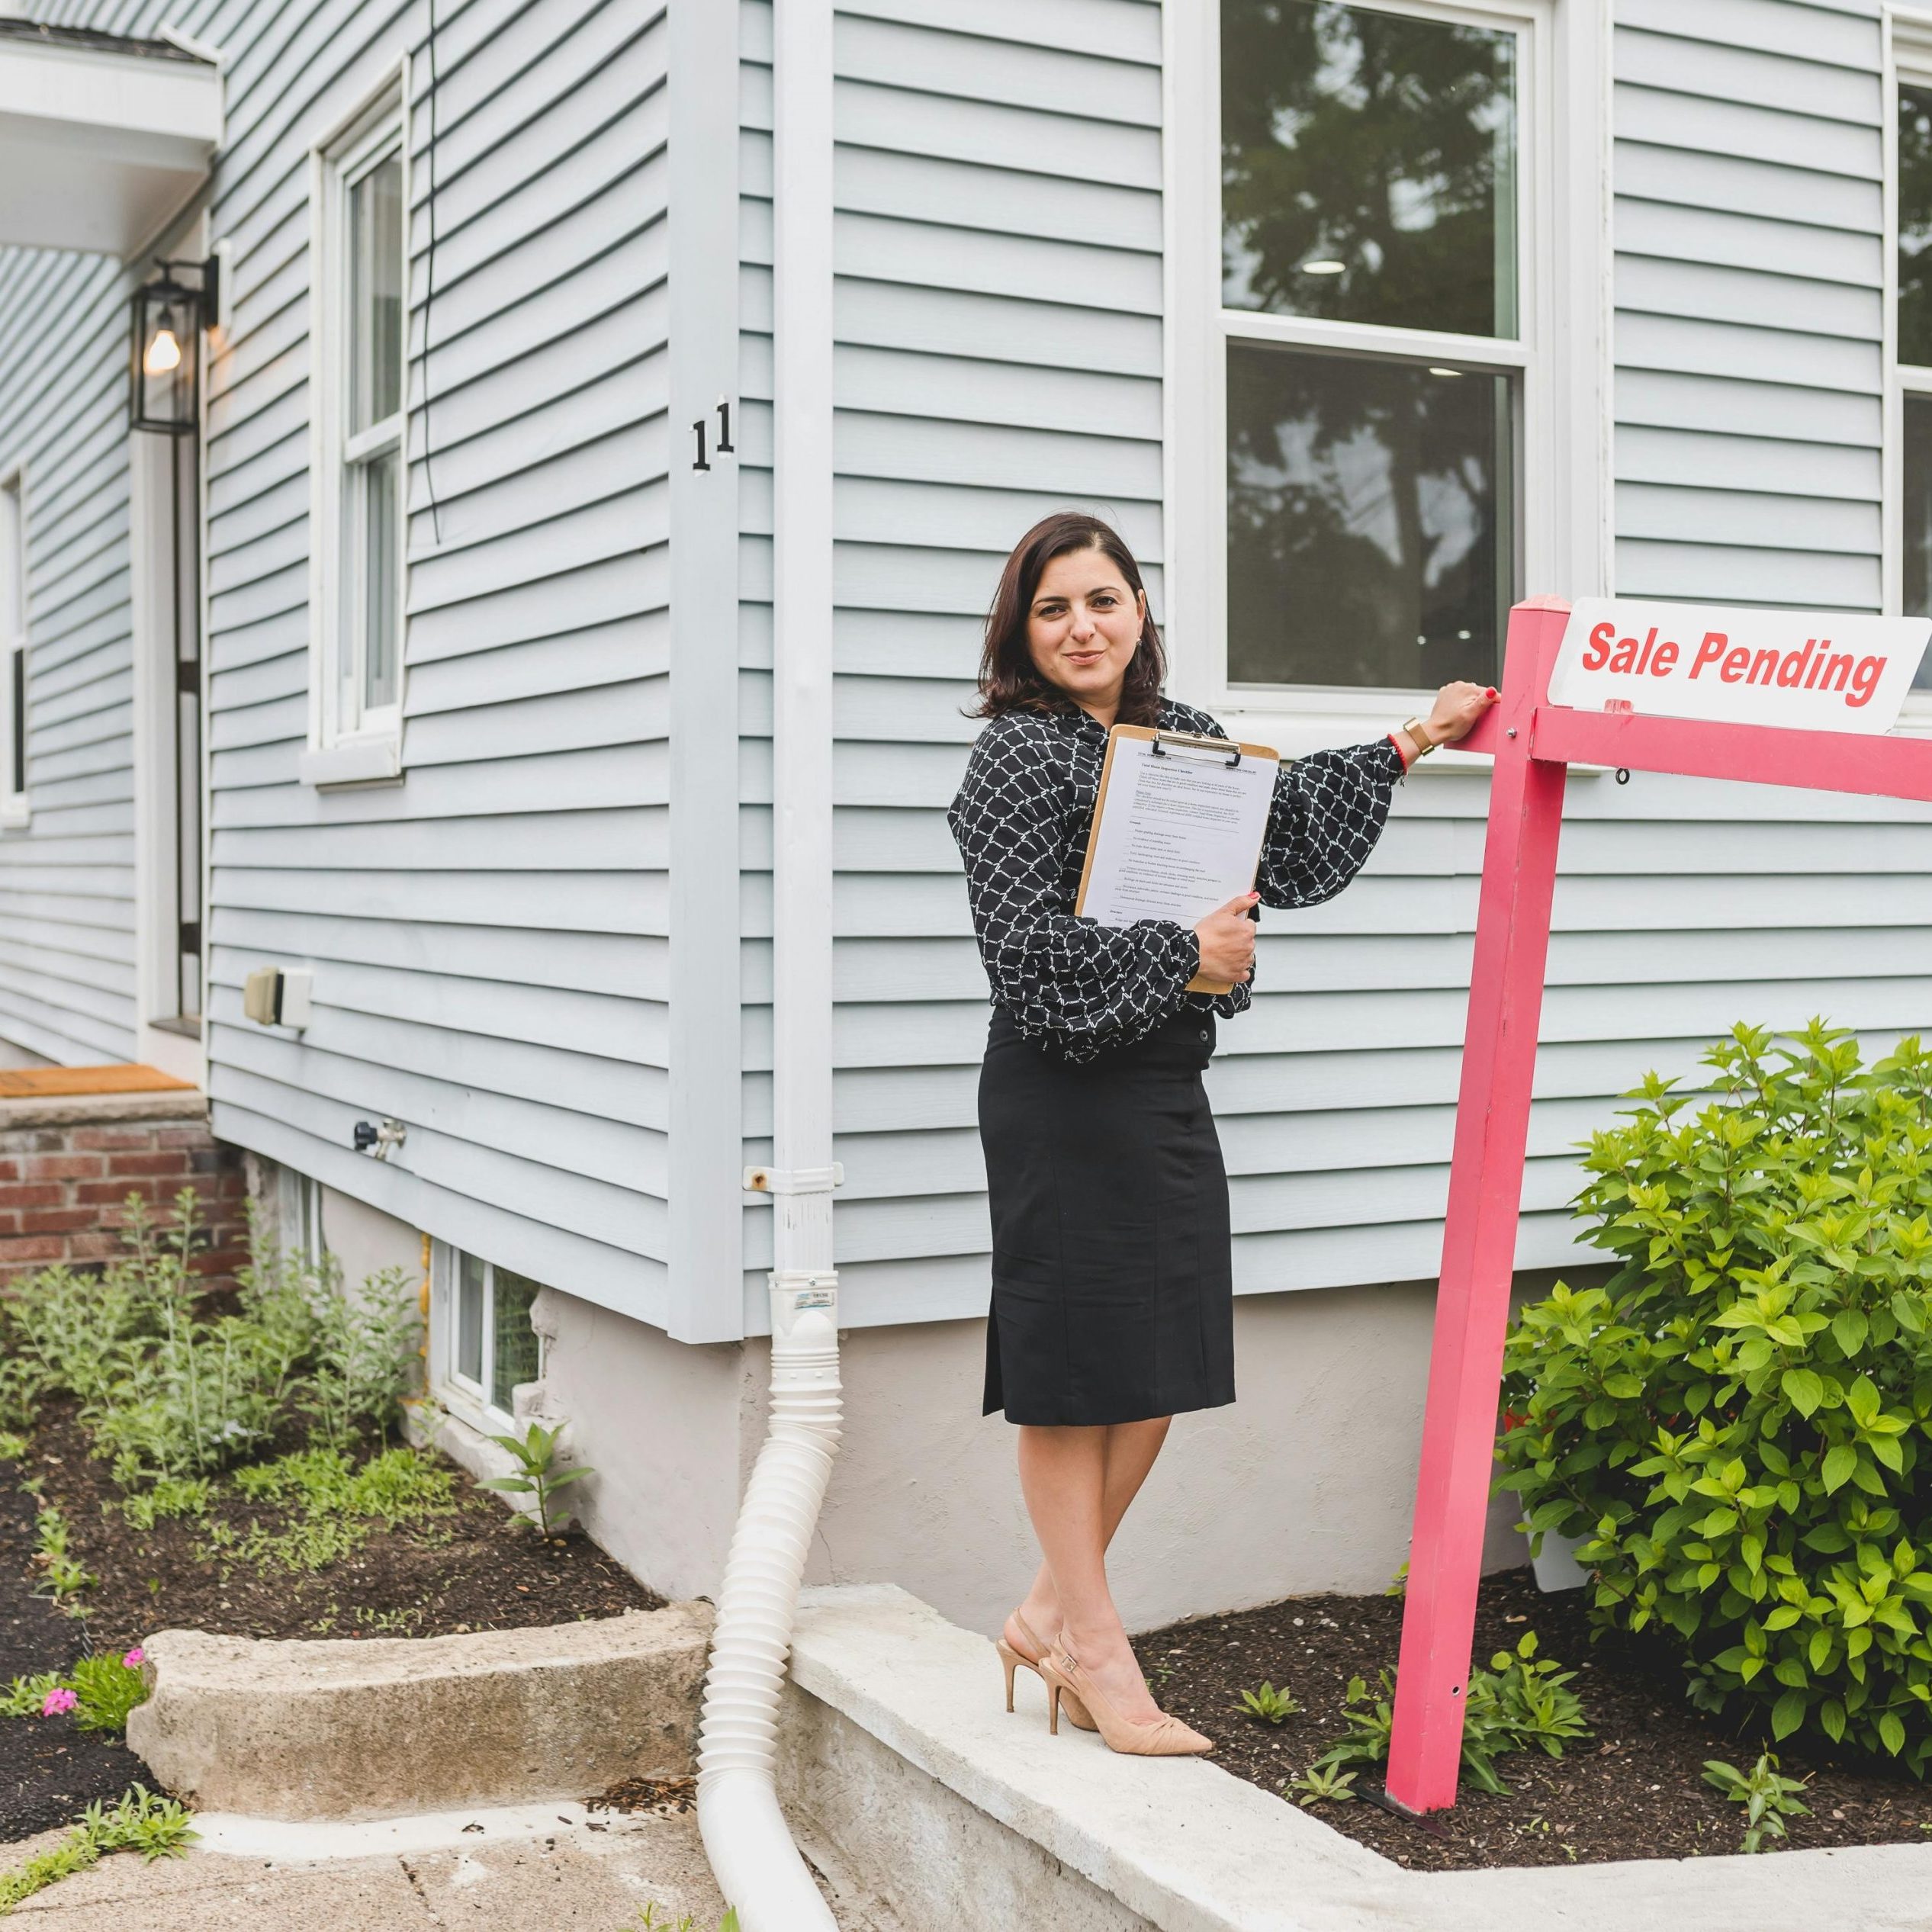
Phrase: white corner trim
[
  {"left": 298, "top": 735, "right": 403, "bottom": 788},
  {"left": 0, "top": 797, "right": 26, "bottom": 830}
]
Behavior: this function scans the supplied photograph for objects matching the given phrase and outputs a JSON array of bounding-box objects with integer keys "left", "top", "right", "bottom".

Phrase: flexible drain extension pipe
[{"left": 696, "top": 1275, "right": 842, "bottom": 1932}]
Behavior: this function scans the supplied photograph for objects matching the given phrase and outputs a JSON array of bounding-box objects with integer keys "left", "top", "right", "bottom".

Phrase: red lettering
[
  {"left": 1776, "top": 639, "right": 1815, "bottom": 688},
  {"left": 1608, "top": 635, "right": 1640, "bottom": 674},
  {"left": 1821, "top": 652, "right": 1855, "bottom": 693},
  {"left": 1635, "top": 626, "right": 1658, "bottom": 676},
  {"left": 1651, "top": 640, "right": 1679, "bottom": 675},
  {"left": 1807, "top": 641, "right": 1831, "bottom": 688},
  {"left": 1582, "top": 621, "right": 1615, "bottom": 671},
  {"left": 1747, "top": 648, "right": 1779, "bottom": 686},
  {"left": 1720, "top": 646, "right": 1751, "bottom": 683},
  {"left": 1848, "top": 655, "right": 1885, "bottom": 707},
  {"left": 1690, "top": 632, "right": 1728, "bottom": 678}
]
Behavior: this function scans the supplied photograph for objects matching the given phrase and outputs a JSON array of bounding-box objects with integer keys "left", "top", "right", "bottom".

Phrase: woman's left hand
[{"left": 1424, "top": 681, "right": 1499, "bottom": 747}]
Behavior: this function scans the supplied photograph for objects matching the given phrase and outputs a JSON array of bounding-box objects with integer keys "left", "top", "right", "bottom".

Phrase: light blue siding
[
  {"left": 6, "top": 0, "right": 674, "bottom": 1320},
  {"left": 0, "top": 247, "right": 140, "bottom": 1063}
]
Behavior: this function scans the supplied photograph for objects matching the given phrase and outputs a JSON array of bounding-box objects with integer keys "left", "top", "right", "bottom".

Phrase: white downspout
[{"left": 694, "top": 0, "right": 841, "bottom": 1925}]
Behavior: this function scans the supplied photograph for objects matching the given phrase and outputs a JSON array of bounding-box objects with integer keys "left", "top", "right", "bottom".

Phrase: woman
[{"left": 949, "top": 511, "right": 1495, "bottom": 1757}]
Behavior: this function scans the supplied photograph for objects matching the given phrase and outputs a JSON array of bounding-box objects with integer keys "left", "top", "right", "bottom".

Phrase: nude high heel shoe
[
  {"left": 996, "top": 1611, "right": 1095, "bottom": 1730},
  {"left": 1038, "top": 1643, "right": 1214, "bottom": 1757}
]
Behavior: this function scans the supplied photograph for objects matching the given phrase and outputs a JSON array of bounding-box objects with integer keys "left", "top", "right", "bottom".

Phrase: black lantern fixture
[{"left": 128, "top": 258, "right": 218, "bottom": 435}]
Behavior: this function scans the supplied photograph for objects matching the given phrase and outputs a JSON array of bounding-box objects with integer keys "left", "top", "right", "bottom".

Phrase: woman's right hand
[{"left": 1193, "top": 892, "right": 1259, "bottom": 983}]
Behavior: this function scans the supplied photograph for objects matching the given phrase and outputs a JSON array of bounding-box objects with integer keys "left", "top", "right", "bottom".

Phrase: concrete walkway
[{"left": 2, "top": 1800, "right": 738, "bottom": 1930}]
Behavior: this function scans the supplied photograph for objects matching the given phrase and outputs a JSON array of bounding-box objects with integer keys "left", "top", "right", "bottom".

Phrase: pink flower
[
  {"left": 40, "top": 1688, "right": 77, "bottom": 1717},
  {"left": 121, "top": 1648, "right": 144, "bottom": 1668}
]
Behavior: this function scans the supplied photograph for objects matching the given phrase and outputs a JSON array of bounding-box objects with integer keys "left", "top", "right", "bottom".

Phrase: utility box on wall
[{"left": 242, "top": 966, "right": 312, "bottom": 1030}]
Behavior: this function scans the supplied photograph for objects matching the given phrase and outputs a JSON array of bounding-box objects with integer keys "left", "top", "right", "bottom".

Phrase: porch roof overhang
[{"left": 0, "top": 18, "right": 220, "bottom": 256}]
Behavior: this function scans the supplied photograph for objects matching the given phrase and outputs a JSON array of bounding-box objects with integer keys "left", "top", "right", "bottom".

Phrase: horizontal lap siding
[
  {"left": 1612, "top": 0, "right": 1885, "bottom": 606},
  {"left": 0, "top": 246, "right": 139, "bottom": 1064},
  {"left": 738, "top": 0, "right": 1165, "bottom": 1324},
  {"left": 773, "top": 0, "right": 1932, "bottom": 1326},
  {"left": 27, "top": 0, "right": 676, "bottom": 1313}
]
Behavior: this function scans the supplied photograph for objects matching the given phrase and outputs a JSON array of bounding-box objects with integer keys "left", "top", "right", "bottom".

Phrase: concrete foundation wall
[{"left": 507, "top": 1274, "right": 1532, "bottom": 1632}]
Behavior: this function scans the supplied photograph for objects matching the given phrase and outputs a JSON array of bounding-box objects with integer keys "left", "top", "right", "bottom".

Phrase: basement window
[{"left": 435, "top": 1242, "right": 545, "bottom": 1426}]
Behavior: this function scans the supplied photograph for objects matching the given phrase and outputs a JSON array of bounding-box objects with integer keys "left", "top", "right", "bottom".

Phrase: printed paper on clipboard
[{"left": 1075, "top": 725, "right": 1281, "bottom": 996}]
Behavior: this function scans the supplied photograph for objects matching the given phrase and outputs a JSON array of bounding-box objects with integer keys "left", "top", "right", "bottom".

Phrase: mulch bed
[
  {"left": 0, "top": 1471, "right": 141, "bottom": 1843},
  {"left": 1139, "top": 1565, "right": 1932, "bottom": 1869},
  {"left": 3, "top": 1402, "right": 664, "bottom": 1840}
]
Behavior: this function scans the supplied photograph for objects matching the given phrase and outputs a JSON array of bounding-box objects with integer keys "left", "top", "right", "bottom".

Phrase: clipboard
[{"left": 1074, "top": 723, "right": 1281, "bottom": 996}]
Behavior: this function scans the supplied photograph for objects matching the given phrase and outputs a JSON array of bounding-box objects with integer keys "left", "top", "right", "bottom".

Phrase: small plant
[
  {"left": 1316, "top": 1632, "right": 1590, "bottom": 1796},
  {"left": 0, "top": 1673, "right": 63, "bottom": 1718},
  {"left": 1284, "top": 1763, "right": 1357, "bottom": 1807},
  {"left": 211, "top": 1445, "right": 454, "bottom": 1576},
  {"left": 119, "top": 1474, "right": 213, "bottom": 1529},
  {"left": 626, "top": 1908, "right": 741, "bottom": 1932},
  {"left": 1702, "top": 1751, "right": 1811, "bottom": 1853},
  {"left": 481, "top": 1420, "right": 593, "bottom": 1536},
  {"left": 30, "top": 1504, "right": 95, "bottom": 1612},
  {"left": 0, "top": 1783, "right": 195, "bottom": 1913},
  {"left": 1235, "top": 1680, "right": 1300, "bottom": 1725},
  {"left": 68, "top": 1651, "right": 149, "bottom": 1734},
  {"left": 0, "top": 1431, "right": 27, "bottom": 1461},
  {"left": 3, "top": 1650, "right": 149, "bottom": 1736}
]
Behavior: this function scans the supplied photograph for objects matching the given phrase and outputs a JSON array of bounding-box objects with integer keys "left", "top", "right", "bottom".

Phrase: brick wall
[{"left": 0, "top": 1099, "right": 249, "bottom": 1289}]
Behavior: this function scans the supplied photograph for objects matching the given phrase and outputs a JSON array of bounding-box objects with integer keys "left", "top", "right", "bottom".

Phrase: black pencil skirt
[{"left": 978, "top": 1008, "right": 1236, "bottom": 1426}]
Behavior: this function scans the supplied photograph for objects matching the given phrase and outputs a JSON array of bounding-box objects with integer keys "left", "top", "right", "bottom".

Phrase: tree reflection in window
[
  {"left": 1222, "top": 0, "right": 1517, "bottom": 339},
  {"left": 1227, "top": 344, "right": 1508, "bottom": 688},
  {"left": 1900, "top": 85, "right": 1932, "bottom": 368}
]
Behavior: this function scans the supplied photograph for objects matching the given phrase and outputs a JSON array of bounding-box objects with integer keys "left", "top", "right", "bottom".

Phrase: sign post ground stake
[{"left": 1384, "top": 593, "right": 1932, "bottom": 1815}]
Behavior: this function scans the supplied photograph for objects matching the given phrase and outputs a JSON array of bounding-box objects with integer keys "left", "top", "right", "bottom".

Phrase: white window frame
[
  {"left": 302, "top": 68, "right": 409, "bottom": 789},
  {"left": 430, "top": 1240, "right": 545, "bottom": 1434},
  {"left": 1164, "top": 0, "right": 1611, "bottom": 763},
  {"left": 1, "top": 468, "right": 28, "bottom": 829},
  {"left": 1885, "top": 11, "right": 1932, "bottom": 728}
]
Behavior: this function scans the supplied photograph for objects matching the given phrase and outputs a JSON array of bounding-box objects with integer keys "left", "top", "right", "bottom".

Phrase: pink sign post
[{"left": 1383, "top": 593, "right": 1932, "bottom": 1815}]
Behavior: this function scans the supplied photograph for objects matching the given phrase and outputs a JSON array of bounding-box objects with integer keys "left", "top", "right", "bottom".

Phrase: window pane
[
  {"left": 361, "top": 448, "right": 400, "bottom": 711},
  {"left": 456, "top": 1252, "right": 484, "bottom": 1384},
  {"left": 490, "top": 1268, "right": 543, "bottom": 1413},
  {"left": 1902, "top": 86, "right": 1932, "bottom": 368},
  {"left": 349, "top": 153, "right": 404, "bottom": 432},
  {"left": 1902, "top": 397, "right": 1932, "bottom": 688},
  {"left": 1227, "top": 342, "right": 1509, "bottom": 689},
  {"left": 1222, "top": 0, "right": 1518, "bottom": 339}
]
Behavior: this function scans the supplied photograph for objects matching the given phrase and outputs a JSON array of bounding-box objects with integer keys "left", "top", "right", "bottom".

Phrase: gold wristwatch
[{"left": 1400, "top": 717, "right": 1438, "bottom": 760}]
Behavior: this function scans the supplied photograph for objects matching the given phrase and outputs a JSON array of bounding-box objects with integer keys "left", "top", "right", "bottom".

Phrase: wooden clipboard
[{"left": 1073, "top": 723, "right": 1279, "bottom": 996}]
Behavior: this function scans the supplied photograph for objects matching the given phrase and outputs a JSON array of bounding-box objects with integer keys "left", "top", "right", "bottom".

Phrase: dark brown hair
[{"left": 972, "top": 511, "right": 1166, "bottom": 725}]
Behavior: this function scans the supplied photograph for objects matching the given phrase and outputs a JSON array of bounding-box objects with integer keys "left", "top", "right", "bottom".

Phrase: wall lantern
[{"left": 128, "top": 258, "right": 218, "bottom": 435}]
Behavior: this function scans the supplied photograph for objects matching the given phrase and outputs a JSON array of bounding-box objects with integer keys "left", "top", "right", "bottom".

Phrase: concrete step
[
  {"left": 776, "top": 1585, "right": 1932, "bottom": 1932},
  {"left": 128, "top": 1603, "right": 712, "bottom": 1821}
]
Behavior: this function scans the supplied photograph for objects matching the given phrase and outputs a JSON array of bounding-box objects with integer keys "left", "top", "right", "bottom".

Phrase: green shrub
[
  {"left": 0, "top": 1194, "right": 421, "bottom": 1483},
  {"left": 1496, "top": 1022, "right": 1932, "bottom": 1770}
]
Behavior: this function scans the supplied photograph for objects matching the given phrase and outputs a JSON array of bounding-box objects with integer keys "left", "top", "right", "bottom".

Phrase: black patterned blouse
[{"left": 947, "top": 698, "right": 1403, "bottom": 1062}]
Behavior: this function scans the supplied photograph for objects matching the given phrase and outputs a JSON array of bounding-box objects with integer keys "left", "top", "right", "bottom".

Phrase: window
[
  {"left": 304, "top": 79, "right": 407, "bottom": 783},
  {"left": 439, "top": 1246, "right": 545, "bottom": 1422},
  {"left": 1, "top": 471, "right": 25, "bottom": 826},
  {"left": 1169, "top": 0, "right": 1600, "bottom": 732},
  {"left": 1895, "top": 55, "right": 1932, "bottom": 691}
]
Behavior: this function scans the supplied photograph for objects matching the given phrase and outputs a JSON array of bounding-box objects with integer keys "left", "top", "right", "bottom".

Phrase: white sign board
[{"left": 1548, "top": 599, "right": 1932, "bottom": 735}]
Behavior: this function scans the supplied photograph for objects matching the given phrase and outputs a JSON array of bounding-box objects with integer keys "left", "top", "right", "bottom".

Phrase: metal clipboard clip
[{"left": 1149, "top": 728, "right": 1242, "bottom": 768}]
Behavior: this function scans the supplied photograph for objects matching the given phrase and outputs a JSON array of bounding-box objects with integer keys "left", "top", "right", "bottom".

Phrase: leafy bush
[
  {"left": 1316, "top": 1631, "right": 1590, "bottom": 1795},
  {"left": 1497, "top": 1023, "right": 1932, "bottom": 1770},
  {"left": 0, "top": 1194, "right": 420, "bottom": 1482}
]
